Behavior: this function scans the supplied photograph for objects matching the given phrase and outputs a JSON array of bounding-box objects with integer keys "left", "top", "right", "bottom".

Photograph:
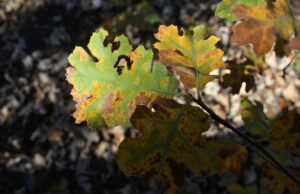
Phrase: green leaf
[
  {"left": 66, "top": 29, "right": 178, "bottom": 129},
  {"left": 242, "top": 101, "right": 296, "bottom": 165},
  {"left": 118, "top": 99, "right": 247, "bottom": 194},
  {"left": 215, "top": 0, "right": 266, "bottom": 21},
  {"left": 294, "top": 53, "right": 300, "bottom": 71},
  {"left": 241, "top": 99, "right": 270, "bottom": 138}
]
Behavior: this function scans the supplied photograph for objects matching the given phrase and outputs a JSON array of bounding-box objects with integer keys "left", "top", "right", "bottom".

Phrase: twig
[
  {"left": 282, "top": 54, "right": 296, "bottom": 78},
  {"left": 190, "top": 93, "right": 300, "bottom": 186}
]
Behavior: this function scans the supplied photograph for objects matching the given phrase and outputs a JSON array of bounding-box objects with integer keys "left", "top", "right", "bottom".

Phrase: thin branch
[
  {"left": 190, "top": 93, "right": 300, "bottom": 186},
  {"left": 282, "top": 54, "right": 296, "bottom": 78}
]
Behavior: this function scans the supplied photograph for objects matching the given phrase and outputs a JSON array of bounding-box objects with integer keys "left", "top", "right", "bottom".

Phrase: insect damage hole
[{"left": 114, "top": 55, "right": 132, "bottom": 75}]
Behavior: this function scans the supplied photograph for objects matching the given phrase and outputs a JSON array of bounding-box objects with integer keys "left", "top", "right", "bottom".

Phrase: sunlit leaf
[
  {"left": 66, "top": 29, "right": 178, "bottom": 129},
  {"left": 231, "top": 0, "right": 294, "bottom": 55},
  {"left": 215, "top": 0, "right": 265, "bottom": 21},
  {"left": 118, "top": 99, "right": 247, "bottom": 194},
  {"left": 154, "top": 25, "right": 227, "bottom": 89}
]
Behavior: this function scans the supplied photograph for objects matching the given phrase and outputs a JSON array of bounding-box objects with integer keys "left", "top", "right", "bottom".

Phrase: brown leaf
[
  {"left": 232, "top": 0, "right": 294, "bottom": 55},
  {"left": 154, "top": 25, "right": 226, "bottom": 89},
  {"left": 289, "top": 38, "right": 300, "bottom": 50},
  {"left": 263, "top": 163, "right": 300, "bottom": 194},
  {"left": 220, "top": 60, "right": 255, "bottom": 94},
  {"left": 270, "top": 110, "right": 300, "bottom": 155}
]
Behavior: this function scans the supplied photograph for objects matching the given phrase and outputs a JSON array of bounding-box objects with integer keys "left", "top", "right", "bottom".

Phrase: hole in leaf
[
  {"left": 152, "top": 103, "right": 159, "bottom": 111},
  {"left": 111, "top": 41, "right": 121, "bottom": 52},
  {"left": 103, "top": 34, "right": 121, "bottom": 52},
  {"left": 177, "top": 27, "right": 184, "bottom": 36},
  {"left": 85, "top": 46, "right": 98, "bottom": 62},
  {"left": 114, "top": 55, "right": 132, "bottom": 75},
  {"left": 103, "top": 34, "right": 113, "bottom": 47}
]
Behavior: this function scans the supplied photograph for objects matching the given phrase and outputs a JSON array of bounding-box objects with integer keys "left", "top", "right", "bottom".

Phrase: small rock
[{"left": 33, "top": 153, "right": 46, "bottom": 168}]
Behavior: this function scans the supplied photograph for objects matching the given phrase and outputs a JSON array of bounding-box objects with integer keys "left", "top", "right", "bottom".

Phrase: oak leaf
[
  {"left": 263, "top": 163, "right": 300, "bottom": 194},
  {"left": 228, "top": 184, "right": 257, "bottom": 194},
  {"left": 273, "top": 37, "right": 291, "bottom": 57},
  {"left": 216, "top": 0, "right": 265, "bottom": 21},
  {"left": 118, "top": 99, "right": 247, "bottom": 194},
  {"left": 241, "top": 100, "right": 270, "bottom": 138},
  {"left": 241, "top": 101, "right": 296, "bottom": 165},
  {"left": 220, "top": 60, "right": 255, "bottom": 94},
  {"left": 289, "top": 38, "right": 300, "bottom": 50},
  {"left": 66, "top": 29, "right": 178, "bottom": 129},
  {"left": 231, "top": 0, "right": 294, "bottom": 55},
  {"left": 212, "top": 141, "right": 248, "bottom": 175},
  {"left": 154, "top": 25, "right": 227, "bottom": 89},
  {"left": 270, "top": 110, "right": 300, "bottom": 155}
]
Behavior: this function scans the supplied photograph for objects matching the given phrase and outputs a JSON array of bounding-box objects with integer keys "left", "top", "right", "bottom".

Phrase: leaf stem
[{"left": 190, "top": 93, "right": 300, "bottom": 186}]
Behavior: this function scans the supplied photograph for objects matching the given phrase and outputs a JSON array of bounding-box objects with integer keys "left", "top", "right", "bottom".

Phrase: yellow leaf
[{"left": 154, "top": 25, "right": 227, "bottom": 89}]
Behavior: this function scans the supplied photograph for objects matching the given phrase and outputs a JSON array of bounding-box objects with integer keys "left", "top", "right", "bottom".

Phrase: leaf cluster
[{"left": 66, "top": 0, "right": 300, "bottom": 193}]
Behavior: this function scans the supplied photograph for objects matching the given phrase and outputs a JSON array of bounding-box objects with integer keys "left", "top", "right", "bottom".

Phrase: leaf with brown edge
[
  {"left": 220, "top": 59, "right": 255, "bottom": 94},
  {"left": 215, "top": 0, "right": 266, "bottom": 21},
  {"left": 231, "top": 0, "right": 294, "bottom": 56},
  {"left": 66, "top": 29, "right": 178, "bottom": 129},
  {"left": 263, "top": 163, "right": 300, "bottom": 194},
  {"left": 118, "top": 98, "right": 247, "bottom": 194},
  {"left": 154, "top": 25, "right": 227, "bottom": 89},
  {"left": 270, "top": 110, "right": 300, "bottom": 155}
]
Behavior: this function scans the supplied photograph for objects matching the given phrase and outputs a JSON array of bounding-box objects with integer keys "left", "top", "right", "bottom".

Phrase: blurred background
[{"left": 1, "top": 0, "right": 300, "bottom": 194}]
